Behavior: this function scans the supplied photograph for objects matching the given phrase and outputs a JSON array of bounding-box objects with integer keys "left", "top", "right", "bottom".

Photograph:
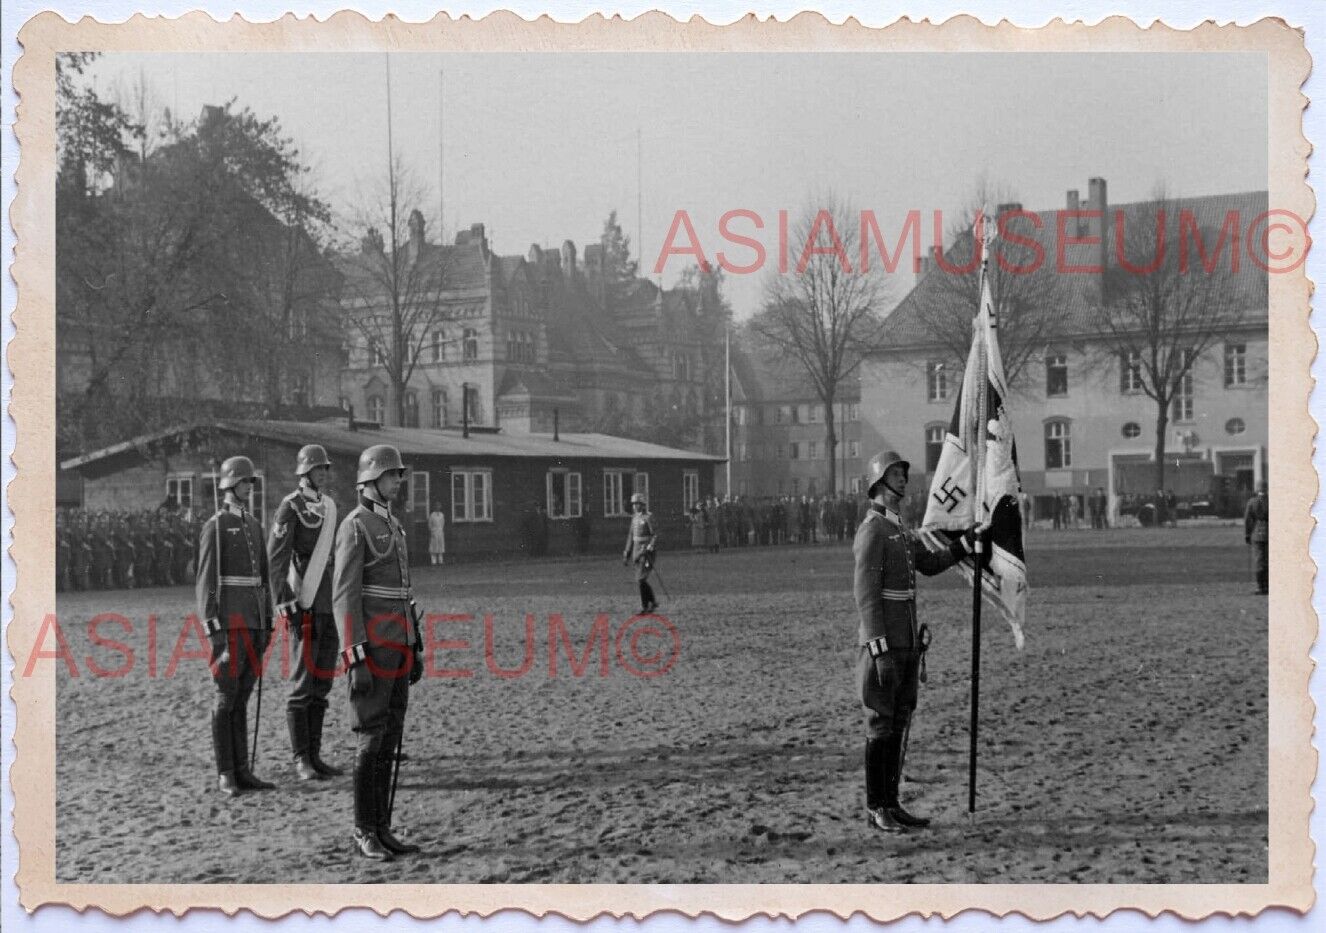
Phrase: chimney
[
  {"left": 561, "top": 240, "right": 577, "bottom": 279},
  {"left": 553, "top": 408, "right": 560, "bottom": 442},
  {"left": 913, "top": 253, "right": 932, "bottom": 277},
  {"left": 1086, "top": 176, "right": 1109, "bottom": 274},
  {"left": 408, "top": 209, "right": 426, "bottom": 249}
]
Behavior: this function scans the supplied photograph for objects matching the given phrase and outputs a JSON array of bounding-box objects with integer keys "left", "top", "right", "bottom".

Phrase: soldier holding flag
[
  {"left": 268, "top": 444, "right": 343, "bottom": 782},
  {"left": 853, "top": 451, "right": 973, "bottom": 834}
]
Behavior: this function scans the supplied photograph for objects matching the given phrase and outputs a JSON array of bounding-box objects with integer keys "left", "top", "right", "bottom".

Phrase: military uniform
[
  {"left": 335, "top": 443, "right": 424, "bottom": 860},
  {"left": 1244, "top": 489, "right": 1269, "bottom": 594},
  {"left": 198, "top": 496, "right": 275, "bottom": 793},
  {"left": 269, "top": 449, "right": 343, "bottom": 780},
  {"left": 623, "top": 494, "right": 658, "bottom": 611},
  {"left": 853, "top": 451, "right": 972, "bottom": 833}
]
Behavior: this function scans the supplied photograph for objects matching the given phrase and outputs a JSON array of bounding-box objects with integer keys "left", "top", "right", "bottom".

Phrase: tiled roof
[
  {"left": 881, "top": 190, "right": 1270, "bottom": 351},
  {"left": 62, "top": 419, "right": 725, "bottom": 471}
]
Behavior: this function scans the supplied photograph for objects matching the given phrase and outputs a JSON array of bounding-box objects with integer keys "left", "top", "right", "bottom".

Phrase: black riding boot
[
  {"left": 864, "top": 737, "right": 906, "bottom": 834},
  {"left": 213, "top": 708, "right": 242, "bottom": 796},
  {"left": 352, "top": 742, "right": 392, "bottom": 860},
  {"left": 885, "top": 730, "right": 930, "bottom": 828},
  {"left": 308, "top": 705, "right": 343, "bottom": 777},
  {"left": 232, "top": 707, "right": 276, "bottom": 790},
  {"left": 375, "top": 736, "right": 420, "bottom": 855},
  {"left": 287, "top": 708, "right": 321, "bottom": 781}
]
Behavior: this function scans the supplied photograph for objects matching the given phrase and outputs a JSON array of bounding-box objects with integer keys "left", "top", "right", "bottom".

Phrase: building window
[
  {"left": 431, "top": 330, "right": 445, "bottom": 363},
  {"left": 925, "top": 425, "right": 945, "bottom": 472},
  {"left": 735, "top": 406, "right": 747, "bottom": 426},
  {"left": 1173, "top": 349, "right": 1195, "bottom": 422},
  {"left": 849, "top": 476, "right": 863, "bottom": 494},
  {"left": 432, "top": 388, "right": 448, "bottom": 428},
  {"left": 849, "top": 403, "right": 859, "bottom": 422},
  {"left": 683, "top": 470, "right": 699, "bottom": 511},
  {"left": 808, "top": 441, "right": 819, "bottom": 460},
  {"left": 1045, "top": 420, "right": 1071, "bottom": 470},
  {"left": 403, "top": 391, "right": 420, "bottom": 428},
  {"left": 603, "top": 470, "right": 628, "bottom": 517},
  {"left": 464, "top": 385, "right": 482, "bottom": 424},
  {"left": 849, "top": 440, "right": 860, "bottom": 459},
  {"left": 927, "top": 361, "right": 949, "bottom": 402},
  {"left": 777, "top": 444, "right": 786, "bottom": 460},
  {"left": 166, "top": 475, "right": 194, "bottom": 510},
  {"left": 291, "top": 373, "right": 310, "bottom": 409},
  {"left": 1046, "top": 353, "right": 1068, "bottom": 397},
  {"left": 1224, "top": 343, "right": 1247, "bottom": 387},
  {"left": 1122, "top": 421, "right": 1141, "bottom": 439},
  {"left": 408, "top": 471, "right": 430, "bottom": 513},
  {"left": 463, "top": 328, "right": 478, "bottom": 361},
  {"left": 633, "top": 472, "right": 649, "bottom": 505},
  {"left": 793, "top": 405, "right": 804, "bottom": 424},
  {"left": 1120, "top": 350, "right": 1144, "bottom": 394},
  {"left": 367, "top": 394, "right": 385, "bottom": 424},
  {"left": 808, "top": 405, "right": 820, "bottom": 423},
  {"left": 1226, "top": 417, "right": 1246, "bottom": 435},
  {"left": 672, "top": 351, "right": 691, "bottom": 381},
  {"left": 547, "top": 470, "right": 582, "bottom": 519},
  {"left": 791, "top": 478, "right": 800, "bottom": 496},
  {"left": 789, "top": 442, "right": 800, "bottom": 460},
  {"left": 451, "top": 469, "right": 492, "bottom": 522},
  {"left": 777, "top": 405, "right": 790, "bottom": 424}
]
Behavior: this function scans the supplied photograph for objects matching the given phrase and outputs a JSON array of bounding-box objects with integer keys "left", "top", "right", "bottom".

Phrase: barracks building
[
  {"left": 60, "top": 418, "right": 721, "bottom": 562},
  {"left": 860, "top": 180, "right": 1268, "bottom": 520}
]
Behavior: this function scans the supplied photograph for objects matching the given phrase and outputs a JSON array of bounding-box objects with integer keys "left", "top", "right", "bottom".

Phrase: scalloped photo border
[{"left": 6, "top": 9, "right": 1316, "bottom": 921}]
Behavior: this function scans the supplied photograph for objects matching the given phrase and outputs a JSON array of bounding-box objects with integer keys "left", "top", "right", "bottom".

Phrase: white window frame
[
  {"left": 927, "top": 361, "right": 949, "bottom": 402},
  {"left": 1121, "top": 350, "right": 1144, "bottom": 394},
  {"left": 1224, "top": 342, "right": 1247, "bottom": 388},
  {"left": 463, "top": 328, "right": 479, "bottom": 362},
  {"left": 409, "top": 471, "right": 430, "bottom": 513},
  {"left": 849, "top": 403, "right": 860, "bottom": 422},
  {"left": 1046, "top": 353, "right": 1069, "bottom": 397},
  {"left": 1173, "top": 348, "right": 1196, "bottom": 423},
  {"left": 808, "top": 440, "right": 819, "bottom": 460},
  {"left": 547, "top": 469, "right": 583, "bottom": 520},
  {"left": 451, "top": 468, "right": 493, "bottom": 523},
  {"left": 166, "top": 473, "right": 194, "bottom": 510},
  {"left": 633, "top": 472, "right": 649, "bottom": 505},
  {"left": 367, "top": 394, "right": 385, "bottom": 424},
  {"left": 1045, "top": 420, "right": 1072, "bottom": 470},
  {"left": 432, "top": 388, "right": 448, "bottom": 428},
  {"left": 603, "top": 469, "right": 628, "bottom": 517},
  {"left": 682, "top": 470, "right": 700, "bottom": 511}
]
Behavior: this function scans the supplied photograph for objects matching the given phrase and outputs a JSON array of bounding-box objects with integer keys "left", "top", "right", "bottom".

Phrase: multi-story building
[
  {"left": 337, "top": 222, "right": 725, "bottom": 451},
  {"left": 860, "top": 180, "right": 1268, "bottom": 519}
]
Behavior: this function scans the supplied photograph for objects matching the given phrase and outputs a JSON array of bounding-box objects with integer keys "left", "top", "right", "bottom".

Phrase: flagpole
[
  {"left": 725, "top": 326, "right": 732, "bottom": 497},
  {"left": 969, "top": 210, "right": 992, "bottom": 814}
]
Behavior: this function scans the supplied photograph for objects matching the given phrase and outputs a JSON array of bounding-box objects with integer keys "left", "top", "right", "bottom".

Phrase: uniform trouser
[
  {"left": 634, "top": 557, "right": 656, "bottom": 608},
  {"left": 859, "top": 645, "right": 921, "bottom": 809},
  {"left": 350, "top": 642, "right": 412, "bottom": 831},
  {"left": 1252, "top": 541, "right": 1269, "bottom": 592},
  {"left": 288, "top": 611, "right": 340, "bottom": 713},
  {"left": 209, "top": 628, "right": 269, "bottom": 774}
]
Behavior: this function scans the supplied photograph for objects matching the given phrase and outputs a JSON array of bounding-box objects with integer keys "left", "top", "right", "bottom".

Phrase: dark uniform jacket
[
  {"left": 268, "top": 486, "right": 336, "bottom": 614},
  {"left": 334, "top": 495, "right": 418, "bottom": 666},
  {"left": 196, "top": 502, "right": 273, "bottom": 636},
  {"left": 853, "top": 503, "right": 968, "bottom": 650}
]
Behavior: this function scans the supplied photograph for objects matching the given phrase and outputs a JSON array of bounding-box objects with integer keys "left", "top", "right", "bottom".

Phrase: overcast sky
[{"left": 82, "top": 51, "right": 1267, "bottom": 318}]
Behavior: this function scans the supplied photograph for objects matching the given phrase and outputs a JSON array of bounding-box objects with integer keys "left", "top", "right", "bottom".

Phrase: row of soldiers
[
  {"left": 686, "top": 492, "right": 929, "bottom": 549},
  {"left": 56, "top": 509, "right": 202, "bottom": 591}
]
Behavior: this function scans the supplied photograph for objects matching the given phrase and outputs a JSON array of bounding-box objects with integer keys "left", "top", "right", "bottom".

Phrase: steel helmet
[
  {"left": 218, "top": 456, "right": 257, "bottom": 491},
  {"left": 630, "top": 492, "right": 647, "bottom": 505},
  {"left": 356, "top": 444, "right": 405, "bottom": 485},
  {"left": 295, "top": 444, "right": 332, "bottom": 476},
  {"left": 865, "top": 450, "right": 910, "bottom": 496}
]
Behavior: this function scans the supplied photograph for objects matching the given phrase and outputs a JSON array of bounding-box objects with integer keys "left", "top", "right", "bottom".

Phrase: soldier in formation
[
  {"left": 58, "top": 507, "right": 201, "bottom": 590},
  {"left": 852, "top": 451, "right": 973, "bottom": 834},
  {"left": 623, "top": 492, "right": 659, "bottom": 613},
  {"left": 268, "top": 444, "right": 344, "bottom": 782},
  {"left": 1244, "top": 481, "right": 1269, "bottom": 595},
  {"left": 335, "top": 444, "right": 425, "bottom": 860},
  {"left": 197, "top": 456, "right": 277, "bottom": 797}
]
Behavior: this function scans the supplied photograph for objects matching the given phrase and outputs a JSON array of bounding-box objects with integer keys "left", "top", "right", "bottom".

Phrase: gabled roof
[
  {"left": 61, "top": 419, "right": 725, "bottom": 472},
  {"left": 882, "top": 189, "right": 1269, "bottom": 351}
]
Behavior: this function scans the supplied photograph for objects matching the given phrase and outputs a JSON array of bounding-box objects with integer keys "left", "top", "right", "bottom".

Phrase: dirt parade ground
[{"left": 51, "top": 525, "right": 1266, "bottom": 884}]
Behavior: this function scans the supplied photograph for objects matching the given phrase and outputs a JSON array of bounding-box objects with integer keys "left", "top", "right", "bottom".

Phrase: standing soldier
[
  {"left": 1244, "top": 481, "right": 1269, "bottom": 595},
  {"left": 427, "top": 501, "right": 447, "bottom": 566},
  {"left": 623, "top": 492, "right": 658, "bottom": 612},
  {"left": 56, "top": 512, "right": 70, "bottom": 591},
  {"left": 197, "top": 456, "right": 276, "bottom": 797},
  {"left": 269, "top": 444, "right": 343, "bottom": 782},
  {"left": 853, "top": 452, "right": 972, "bottom": 834},
  {"left": 335, "top": 444, "right": 424, "bottom": 861},
  {"left": 155, "top": 511, "right": 176, "bottom": 585}
]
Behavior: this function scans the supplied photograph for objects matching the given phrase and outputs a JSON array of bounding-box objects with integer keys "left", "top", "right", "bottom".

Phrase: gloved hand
[
  {"left": 350, "top": 661, "right": 372, "bottom": 696},
  {"left": 872, "top": 651, "right": 900, "bottom": 688},
  {"left": 209, "top": 630, "right": 230, "bottom": 674},
  {"left": 409, "top": 647, "right": 425, "bottom": 685}
]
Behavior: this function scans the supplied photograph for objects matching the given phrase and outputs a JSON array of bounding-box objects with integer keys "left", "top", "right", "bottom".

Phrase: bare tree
[
  {"left": 910, "top": 182, "right": 1058, "bottom": 388},
  {"left": 1091, "top": 192, "right": 1257, "bottom": 493},
  {"left": 339, "top": 156, "right": 452, "bottom": 426},
  {"left": 751, "top": 196, "right": 891, "bottom": 494}
]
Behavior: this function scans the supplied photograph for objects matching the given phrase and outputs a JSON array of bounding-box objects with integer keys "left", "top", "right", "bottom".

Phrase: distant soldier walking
[
  {"left": 1244, "top": 481, "right": 1269, "bottom": 595},
  {"left": 623, "top": 492, "right": 658, "bottom": 612},
  {"left": 853, "top": 451, "right": 972, "bottom": 834},
  {"left": 197, "top": 456, "right": 277, "bottom": 797},
  {"left": 335, "top": 444, "right": 424, "bottom": 860},
  {"left": 268, "top": 444, "right": 343, "bottom": 782}
]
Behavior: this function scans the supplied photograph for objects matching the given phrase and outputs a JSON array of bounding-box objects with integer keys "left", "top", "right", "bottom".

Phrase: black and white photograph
[{"left": 9, "top": 11, "right": 1314, "bottom": 916}]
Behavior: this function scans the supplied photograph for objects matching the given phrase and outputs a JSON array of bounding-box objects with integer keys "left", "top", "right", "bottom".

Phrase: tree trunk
[
  {"left": 1153, "top": 403, "right": 1170, "bottom": 497},
  {"left": 823, "top": 398, "right": 838, "bottom": 495}
]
